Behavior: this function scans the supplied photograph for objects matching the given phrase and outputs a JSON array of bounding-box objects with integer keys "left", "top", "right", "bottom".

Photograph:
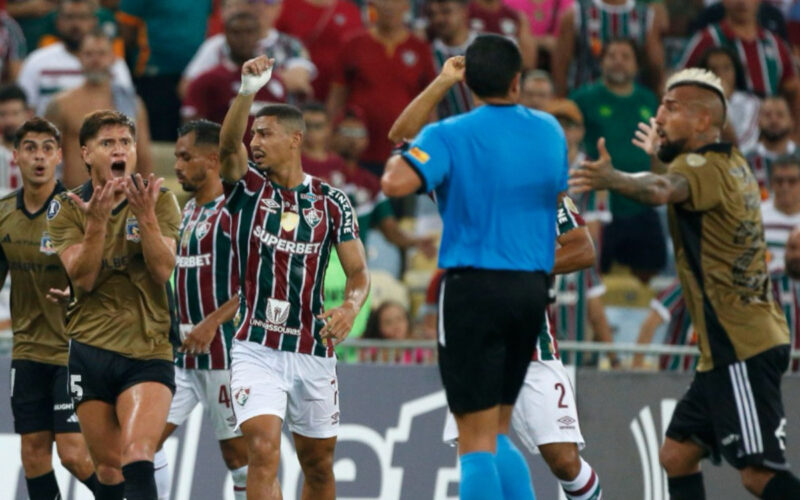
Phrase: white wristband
[{"left": 239, "top": 67, "right": 273, "bottom": 96}]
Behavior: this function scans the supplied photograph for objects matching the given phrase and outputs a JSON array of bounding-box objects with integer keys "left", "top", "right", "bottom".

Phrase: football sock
[
  {"left": 560, "top": 457, "right": 602, "bottom": 500},
  {"left": 495, "top": 434, "right": 536, "bottom": 499},
  {"left": 122, "top": 460, "right": 157, "bottom": 500},
  {"left": 668, "top": 472, "right": 706, "bottom": 500},
  {"left": 154, "top": 448, "right": 171, "bottom": 500},
  {"left": 94, "top": 481, "right": 124, "bottom": 500},
  {"left": 231, "top": 465, "right": 248, "bottom": 499},
  {"left": 26, "top": 470, "right": 61, "bottom": 500},
  {"left": 459, "top": 451, "right": 502, "bottom": 500},
  {"left": 762, "top": 470, "right": 800, "bottom": 499},
  {"left": 79, "top": 472, "right": 99, "bottom": 494}
]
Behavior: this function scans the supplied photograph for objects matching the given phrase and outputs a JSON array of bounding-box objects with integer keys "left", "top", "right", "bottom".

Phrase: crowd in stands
[{"left": 0, "top": 0, "right": 799, "bottom": 368}]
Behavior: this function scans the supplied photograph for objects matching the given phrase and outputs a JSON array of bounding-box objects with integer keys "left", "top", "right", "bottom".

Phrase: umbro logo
[{"left": 558, "top": 416, "right": 576, "bottom": 429}]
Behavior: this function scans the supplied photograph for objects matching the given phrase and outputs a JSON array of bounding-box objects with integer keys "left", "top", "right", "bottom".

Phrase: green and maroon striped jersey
[
  {"left": 572, "top": 0, "right": 652, "bottom": 89},
  {"left": 174, "top": 194, "right": 237, "bottom": 370},
  {"left": 772, "top": 272, "right": 800, "bottom": 372},
  {"left": 679, "top": 21, "right": 797, "bottom": 97},
  {"left": 649, "top": 280, "right": 696, "bottom": 372},
  {"left": 226, "top": 166, "right": 359, "bottom": 357}
]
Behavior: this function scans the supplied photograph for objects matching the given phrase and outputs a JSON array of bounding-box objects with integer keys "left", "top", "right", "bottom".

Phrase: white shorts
[
  {"left": 167, "top": 367, "right": 241, "bottom": 441},
  {"left": 229, "top": 340, "right": 339, "bottom": 439},
  {"left": 442, "top": 360, "right": 585, "bottom": 455}
]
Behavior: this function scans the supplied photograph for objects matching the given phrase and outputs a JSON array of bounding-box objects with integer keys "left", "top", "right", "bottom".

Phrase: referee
[{"left": 382, "top": 34, "right": 567, "bottom": 500}]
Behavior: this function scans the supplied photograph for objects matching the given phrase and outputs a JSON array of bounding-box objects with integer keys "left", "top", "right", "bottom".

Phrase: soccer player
[
  {"left": 571, "top": 68, "right": 800, "bottom": 499},
  {"left": 48, "top": 110, "right": 181, "bottom": 499},
  {"left": 633, "top": 280, "right": 697, "bottom": 372},
  {"left": 383, "top": 36, "right": 564, "bottom": 500},
  {"left": 3, "top": 117, "right": 98, "bottom": 499},
  {"left": 219, "top": 56, "right": 369, "bottom": 499},
  {"left": 153, "top": 120, "right": 248, "bottom": 499}
]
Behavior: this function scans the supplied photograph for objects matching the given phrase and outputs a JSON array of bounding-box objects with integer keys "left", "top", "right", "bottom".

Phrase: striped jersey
[
  {"left": 226, "top": 166, "right": 358, "bottom": 358},
  {"left": 772, "top": 272, "right": 800, "bottom": 372},
  {"left": 679, "top": 21, "right": 797, "bottom": 97},
  {"left": 572, "top": 0, "right": 652, "bottom": 89},
  {"left": 744, "top": 141, "right": 796, "bottom": 198},
  {"left": 174, "top": 194, "right": 237, "bottom": 370},
  {"left": 431, "top": 33, "right": 477, "bottom": 119},
  {"left": 760, "top": 198, "right": 800, "bottom": 275},
  {"left": 532, "top": 195, "right": 592, "bottom": 362},
  {"left": 649, "top": 280, "right": 697, "bottom": 372}
]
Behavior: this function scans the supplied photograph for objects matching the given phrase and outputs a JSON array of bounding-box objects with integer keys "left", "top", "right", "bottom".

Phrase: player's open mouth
[
  {"left": 111, "top": 161, "right": 126, "bottom": 177},
  {"left": 33, "top": 166, "right": 45, "bottom": 176},
  {"left": 252, "top": 150, "right": 265, "bottom": 162}
]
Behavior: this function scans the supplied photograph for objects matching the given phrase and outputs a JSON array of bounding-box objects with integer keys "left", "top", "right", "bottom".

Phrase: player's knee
[
  {"left": 546, "top": 450, "right": 582, "bottom": 481},
  {"left": 221, "top": 447, "right": 248, "bottom": 470},
  {"left": 247, "top": 435, "right": 280, "bottom": 469},
  {"left": 299, "top": 453, "right": 334, "bottom": 487},
  {"left": 659, "top": 443, "right": 689, "bottom": 475},
  {"left": 740, "top": 467, "right": 773, "bottom": 496},
  {"left": 95, "top": 463, "right": 124, "bottom": 484},
  {"left": 20, "top": 440, "right": 52, "bottom": 473},
  {"left": 121, "top": 440, "right": 156, "bottom": 463},
  {"left": 57, "top": 445, "right": 89, "bottom": 474}
]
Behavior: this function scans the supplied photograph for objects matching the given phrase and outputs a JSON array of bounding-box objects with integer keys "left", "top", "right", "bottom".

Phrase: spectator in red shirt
[
  {"left": 326, "top": 0, "right": 436, "bottom": 175},
  {"left": 276, "top": 0, "right": 362, "bottom": 101},
  {"left": 181, "top": 9, "right": 286, "bottom": 128},
  {"left": 467, "top": 0, "right": 535, "bottom": 67}
]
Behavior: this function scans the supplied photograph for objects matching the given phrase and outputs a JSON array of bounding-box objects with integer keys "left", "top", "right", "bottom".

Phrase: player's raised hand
[
  {"left": 569, "top": 137, "right": 618, "bottom": 194},
  {"left": 240, "top": 56, "right": 275, "bottom": 95},
  {"left": 67, "top": 178, "right": 119, "bottom": 221},
  {"left": 438, "top": 56, "right": 466, "bottom": 85},
  {"left": 124, "top": 173, "right": 162, "bottom": 218},
  {"left": 317, "top": 301, "right": 359, "bottom": 345},
  {"left": 179, "top": 317, "right": 217, "bottom": 355},
  {"left": 632, "top": 117, "right": 660, "bottom": 156}
]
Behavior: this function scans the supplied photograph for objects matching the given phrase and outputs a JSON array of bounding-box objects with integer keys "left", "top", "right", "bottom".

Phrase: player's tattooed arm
[
  {"left": 569, "top": 138, "right": 690, "bottom": 205},
  {"left": 318, "top": 239, "right": 370, "bottom": 345},
  {"left": 220, "top": 56, "right": 275, "bottom": 183}
]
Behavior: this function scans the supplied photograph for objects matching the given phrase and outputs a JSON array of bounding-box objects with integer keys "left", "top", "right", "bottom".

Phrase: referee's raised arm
[
  {"left": 382, "top": 35, "right": 569, "bottom": 500},
  {"left": 219, "top": 55, "right": 275, "bottom": 184}
]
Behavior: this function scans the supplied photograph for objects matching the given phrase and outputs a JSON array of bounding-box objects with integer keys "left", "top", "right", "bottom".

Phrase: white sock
[
  {"left": 560, "top": 457, "right": 602, "bottom": 500},
  {"left": 231, "top": 465, "right": 248, "bottom": 500},
  {"left": 154, "top": 448, "right": 171, "bottom": 500}
]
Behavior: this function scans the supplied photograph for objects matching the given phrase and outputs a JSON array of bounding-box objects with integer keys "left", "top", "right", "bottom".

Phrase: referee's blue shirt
[{"left": 401, "top": 104, "right": 568, "bottom": 272}]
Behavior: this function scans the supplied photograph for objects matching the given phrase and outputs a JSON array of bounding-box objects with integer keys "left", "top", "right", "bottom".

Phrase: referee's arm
[{"left": 381, "top": 156, "right": 422, "bottom": 197}]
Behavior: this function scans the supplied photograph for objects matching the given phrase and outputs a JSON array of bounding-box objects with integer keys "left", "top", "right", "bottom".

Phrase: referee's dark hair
[
  {"left": 255, "top": 103, "right": 306, "bottom": 134},
  {"left": 465, "top": 34, "right": 522, "bottom": 99},
  {"left": 177, "top": 119, "right": 221, "bottom": 147}
]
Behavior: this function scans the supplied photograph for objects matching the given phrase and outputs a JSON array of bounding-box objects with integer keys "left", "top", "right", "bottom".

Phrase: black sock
[
  {"left": 122, "top": 460, "right": 157, "bottom": 500},
  {"left": 79, "top": 472, "right": 99, "bottom": 494},
  {"left": 668, "top": 472, "right": 706, "bottom": 500},
  {"left": 26, "top": 470, "right": 61, "bottom": 500},
  {"left": 94, "top": 481, "right": 124, "bottom": 500},
  {"left": 762, "top": 470, "right": 800, "bottom": 500}
]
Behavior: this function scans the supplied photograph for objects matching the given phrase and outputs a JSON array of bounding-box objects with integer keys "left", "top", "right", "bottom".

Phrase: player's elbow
[{"left": 381, "top": 156, "right": 416, "bottom": 197}]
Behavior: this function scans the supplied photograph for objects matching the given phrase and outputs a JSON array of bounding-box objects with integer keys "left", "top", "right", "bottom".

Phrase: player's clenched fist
[{"left": 239, "top": 55, "right": 276, "bottom": 95}]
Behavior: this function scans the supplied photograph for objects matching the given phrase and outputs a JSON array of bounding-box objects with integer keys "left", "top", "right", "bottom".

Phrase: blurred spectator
[
  {"left": 789, "top": 1, "right": 800, "bottom": 59},
  {"left": 544, "top": 98, "right": 610, "bottom": 244},
  {"left": 327, "top": 0, "right": 436, "bottom": 175},
  {"left": 117, "top": 0, "right": 211, "bottom": 141},
  {"left": 427, "top": 0, "right": 476, "bottom": 118},
  {"left": 7, "top": 0, "right": 56, "bottom": 49},
  {"left": 761, "top": 155, "right": 800, "bottom": 274},
  {"left": 632, "top": 280, "right": 697, "bottom": 372},
  {"left": 361, "top": 301, "right": 434, "bottom": 364},
  {"left": 37, "top": 0, "right": 121, "bottom": 53},
  {"left": 690, "top": 0, "right": 788, "bottom": 39},
  {"left": 207, "top": 0, "right": 224, "bottom": 37},
  {"left": 679, "top": 0, "right": 800, "bottom": 117},
  {"left": 552, "top": 0, "right": 665, "bottom": 96},
  {"left": 774, "top": 227, "right": 800, "bottom": 372},
  {"left": 419, "top": 268, "right": 443, "bottom": 340},
  {"left": 276, "top": 0, "right": 362, "bottom": 100},
  {"left": 44, "top": 29, "right": 152, "bottom": 188},
  {"left": 303, "top": 104, "right": 437, "bottom": 256},
  {"left": 0, "top": 9, "right": 25, "bottom": 84},
  {"left": 182, "top": 0, "right": 315, "bottom": 101},
  {"left": 519, "top": 69, "right": 553, "bottom": 110},
  {"left": 17, "top": 0, "right": 133, "bottom": 115},
  {"left": 181, "top": 9, "right": 286, "bottom": 127},
  {"left": 699, "top": 46, "right": 760, "bottom": 152},
  {"left": 572, "top": 38, "right": 664, "bottom": 283},
  {"left": 0, "top": 84, "right": 27, "bottom": 194},
  {"left": 504, "top": 0, "right": 571, "bottom": 61},
  {"left": 744, "top": 95, "right": 796, "bottom": 195},
  {"left": 468, "top": 0, "right": 536, "bottom": 67}
]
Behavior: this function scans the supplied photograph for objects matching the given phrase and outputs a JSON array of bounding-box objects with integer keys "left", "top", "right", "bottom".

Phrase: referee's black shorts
[{"left": 437, "top": 268, "right": 548, "bottom": 414}]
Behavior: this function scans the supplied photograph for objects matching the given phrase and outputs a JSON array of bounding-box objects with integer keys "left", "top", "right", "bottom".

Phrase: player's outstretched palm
[
  {"left": 125, "top": 173, "right": 162, "bottom": 218},
  {"left": 569, "top": 137, "right": 617, "bottom": 194},
  {"left": 632, "top": 117, "right": 660, "bottom": 156},
  {"left": 317, "top": 302, "right": 358, "bottom": 345},
  {"left": 67, "top": 178, "right": 119, "bottom": 222}
]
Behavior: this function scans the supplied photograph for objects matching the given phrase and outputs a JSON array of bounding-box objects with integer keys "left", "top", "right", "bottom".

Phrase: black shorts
[
  {"left": 437, "top": 268, "right": 548, "bottom": 414},
  {"left": 10, "top": 359, "right": 80, "bottom": 434},
  {"left": 600, "top": 209, "right": 666, "bottom": 274},
  {"left": 68, "top": 340, "right": 176, "bottom": 407},
  {"left": 666, "top": 345, "right": 790, "bottom": 471}
]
